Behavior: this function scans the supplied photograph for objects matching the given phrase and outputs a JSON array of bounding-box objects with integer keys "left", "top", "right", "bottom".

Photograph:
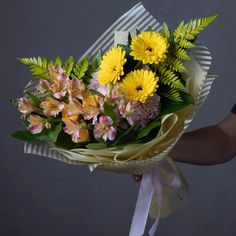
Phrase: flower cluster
[{"left": 13, "top": 15, "right": 217, "bottom": 148}]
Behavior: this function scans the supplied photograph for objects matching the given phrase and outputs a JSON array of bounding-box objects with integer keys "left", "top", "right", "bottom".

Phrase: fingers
[{"left": 133, "top": 174, "right": 143, "bottom": 182}]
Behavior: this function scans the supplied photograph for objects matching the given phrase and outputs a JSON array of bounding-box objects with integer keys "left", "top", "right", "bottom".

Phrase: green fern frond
[
  {"left": 159, "top": 67, "right": 185, "bottom": 90},
  {"left": 160, "top": 23, "right": 171, "bottom": 39},
  {"left": 55, "top": 56, "right": 62, "bottom": 67},
  {"left": 163, "top": 88, "right": 183, "bottom": 102},
  {"left": 178, "top": 38, "right": 195, "bottom": 49},
  {"left": 167, "top": 58, "right": 187, "bottom": 73},
  {"left": 175, "top": 47, "right": 190, "bottom": 60},
  {"left": 174, "top": 15, "right": 218, "bottom": 40},
  {"left": 64, "top": 56, "right": 74, "bottom": 77},
  {"left": 17, "top": 56, "right": 49, "bottom": 79},
  {"left": 72, "top": 55, "right": 89, "bottom": 80}
]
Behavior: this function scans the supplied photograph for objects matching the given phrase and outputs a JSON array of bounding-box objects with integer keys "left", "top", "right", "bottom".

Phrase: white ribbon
[{"left": 129, "top": 159, "right": 181, "bottom": 236}]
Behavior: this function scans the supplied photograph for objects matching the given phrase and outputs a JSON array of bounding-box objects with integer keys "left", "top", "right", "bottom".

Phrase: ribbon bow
[{"left": 129, "top": 158, "right": 182, "bottom": 236}]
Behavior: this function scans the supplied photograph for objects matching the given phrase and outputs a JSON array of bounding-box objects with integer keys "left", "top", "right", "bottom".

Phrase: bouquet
[{"left": 11, "top": 3, "right": 217, "bottom": 235}]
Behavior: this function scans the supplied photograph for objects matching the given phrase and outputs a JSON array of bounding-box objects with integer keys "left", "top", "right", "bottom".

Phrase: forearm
[{"left": 170, "top": 114, "right": 236, "bottom": 165}]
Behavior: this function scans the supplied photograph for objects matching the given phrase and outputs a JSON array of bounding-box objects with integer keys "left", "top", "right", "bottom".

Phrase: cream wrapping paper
[{"left": 23, "top": 2, "right": 217, "bottom": 235}]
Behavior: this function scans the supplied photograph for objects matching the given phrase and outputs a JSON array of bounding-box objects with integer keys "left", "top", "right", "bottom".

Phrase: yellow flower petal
[
  {"left": 130, "top": 31, "right": 168, "bottom": 64},
  {"left": 120, "top": 69, "right": 158, "bottom": 103},
  {"left": 97, "top": 46, "right": 127, "bottom": 85}
]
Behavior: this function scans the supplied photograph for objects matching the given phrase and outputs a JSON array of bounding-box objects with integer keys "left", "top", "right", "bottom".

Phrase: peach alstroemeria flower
[
  {"left": 40, "top": 97, "right": 64, "bottom": 117},
  {"left": 49, "top": 76, "right": 69, "bottom": 99},
  {"left": 18, "top": 97, "right": 35, "bottom": 116},
  {"left": 63, "top": 120, "right": 89, "bottom": 143},
  {"left": 62, "top": 102, "right": 80, "bottom": 123},
  {"left": 37, "top": 79, "right": 50, "bottom": 93},
  {"left": 48, "top": 66, "right": 65, "bottom": 80},
  {"left": 27, "top": 115, "right": 46, "bottom": 134},
  {"left": 82, "top": 95, "right": 100, "bottom": 124},
  {"left": 67, "top": 78, "right": 86, "bottom": 100}
]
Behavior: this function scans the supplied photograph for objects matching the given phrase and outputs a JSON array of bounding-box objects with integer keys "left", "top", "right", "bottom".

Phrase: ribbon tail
[
  {"left": 149, "top": 173, "right": 162, "bottom": 236},
  {"left": 129, "top": 172, "right": 154, "bottom": 236}
]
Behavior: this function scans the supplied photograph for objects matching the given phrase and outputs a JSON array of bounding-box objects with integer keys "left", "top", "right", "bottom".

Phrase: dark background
[{"left": 1, "top": 0, "right": 236, "bottom": 235}]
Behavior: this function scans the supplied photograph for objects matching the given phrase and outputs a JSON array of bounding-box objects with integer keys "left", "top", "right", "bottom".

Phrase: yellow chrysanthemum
[
  {"left": 120, "top": 69, "right": 158, "bottom": 103},
  {"left": 130, "top": 31, "right": 168, "bottom": 64},
  {"left": 97, "top": 46, "right": 127, "bottom": 85}
]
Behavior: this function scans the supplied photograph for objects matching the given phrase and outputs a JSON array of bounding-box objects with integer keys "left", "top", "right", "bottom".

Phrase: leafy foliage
[
  {"left": 175, "top": 47, "right": 190, "bottom": 60},
  {"left": 160, "top": 22, "right": 171, "bottom": 40},
  {"left": 162, "top": 88, "right": 183, "bottom": 102},
  {"left": 174, "top": 15, "right": 218, "bottom": 41},
  {"left": 159, "top": 67, "right": 185, "bottom": 90},
  {"left": 17, "top": 56, "right": 49, "bottom": 79},
  {"left": 64, "top": 56, "right": 74, "bottom": 77},
  {"left": 72, "top": 55, "right": 89, "bottom": 80}
]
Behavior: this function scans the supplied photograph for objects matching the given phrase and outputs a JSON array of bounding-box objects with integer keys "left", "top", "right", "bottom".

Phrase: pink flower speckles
[
  {"left": 63, "top": 120, "right": 89, "bottom": 143},
  {"left": 40, "top": 97, "right": 64, "bottom": 117},
  {"left": 18, "top": 97, "right": 35, "bottom": 116},
  {"left": 49, "top": 76, "right": 69, "bottom": 99},
  {"left": 27, "top": 115, "right": 46, "bottom": 134},
  {"left": 93, "top": 116, "right": 117, "bottom": 141}
]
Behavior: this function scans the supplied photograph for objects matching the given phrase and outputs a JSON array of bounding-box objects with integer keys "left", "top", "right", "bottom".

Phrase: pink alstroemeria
[
  {"left": 49, "top": 76, "right": 69, "bottom": 99},
  {"left": 63, "top": 120, "right": 89, "bottom": 143},
  {"left": 88, "top": 72, "right": 109, "bottom": 96},
  {"left": 27, "top": 115, "right": 46, "bottom": 134},
  {"left": 62, "top": 97, "right": 83, "bottom": 122},
  {"left": 93, "top": 116, "right": 117, "bottom": 141},
  {"left": 67, "top": 78, "right": 86, "bottom": 100},
  {"left": 40, "top": 97, "right": 64, "bottom": 117},
  {"left": 48, "top": 66, "right": 65, "bottom": 80},
  {"left": 119, "top": 102, "right": 138, "bottom": 126},
  {"left": 82, "top": 95, "right": 100, "bottom": 124},
  {"left": 37, "top": 79, "right": 50, "bottom": 93},
  {"left": 18, "top": 97, "right": 35, "bottom": 116}
]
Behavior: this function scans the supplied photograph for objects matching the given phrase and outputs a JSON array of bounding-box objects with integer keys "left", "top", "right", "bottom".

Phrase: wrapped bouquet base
[{"left": 14, "top": 3, "right": 218, "bottom": 236}]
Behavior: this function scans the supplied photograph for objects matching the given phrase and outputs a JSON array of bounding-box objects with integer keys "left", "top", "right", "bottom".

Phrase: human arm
[
  {"left": 170, "top": 108, "right": 236, "bottom": 165},
  {"left": 133, "top": 105, "right": 236, "bottom": 181}
]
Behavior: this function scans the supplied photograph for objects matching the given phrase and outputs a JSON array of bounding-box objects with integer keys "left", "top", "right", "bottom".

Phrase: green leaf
[
  {"left": 86, "top": 143, "right": 107, "bottom": 150},
  {"left": 10, "top": 130, "right": 37, "bottom": 142},
  {"left": 160, "top": 22, "right": 171, "bottom": 39},
  {"left": 35, "top": 123, "right": 62, "bottom": 143},
  {"left": 137, "top": 120, "right": 161, "bottom": 140},
  {"left": 92, "top": 50, "right": 102, "bottom": 69},
  {"left": 17, "top": 57, "right": 49, "bottom": 79},
  {"left": 73, "top": 55, "right": 89, "bottom": 80},
  {"left": 55, "top": 56, "right": 62, "bottom": 67},
  {"left": 10, "top": 98, "right": 19, "bottom": 105},
  {"left": 146, "top": 26, "right": 154, "bottom": 32},
  {"left": 174, "top": 14, "right": 218, "bottom": 41},
  {"left": 127, "top": 33, "right": 132, "bottom": 46},
  {"left": 64, "top": 56, "right": 74, "bottom": 77},
  {"left": 159, "top": 67, "right": 185, "bottom": 90},
  {"left": 175, "top": 47, "right": 190, "bottom": 61},
  {"left": 112, "top": 126, "right": 133, "bottom": 146},
  {"left": 159, "top": 92, "right": 194, "bottom": 116},
  {"left": 25, "top": 92, "right": 41, "bottom": 106},
  {"left": 88, "top": 89, "right": 105, "bottom": 98},
  {"left": 103, "top": 103, "right": 118, "bottom": 123}
]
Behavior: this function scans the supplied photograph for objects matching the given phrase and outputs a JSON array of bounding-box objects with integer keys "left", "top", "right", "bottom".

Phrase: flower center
[
  {"left": 145, "top": 46, "right": 153, "bottom": 53},
  {"left": 136, "top": 85, "right": 143, "bottom": 92}
]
